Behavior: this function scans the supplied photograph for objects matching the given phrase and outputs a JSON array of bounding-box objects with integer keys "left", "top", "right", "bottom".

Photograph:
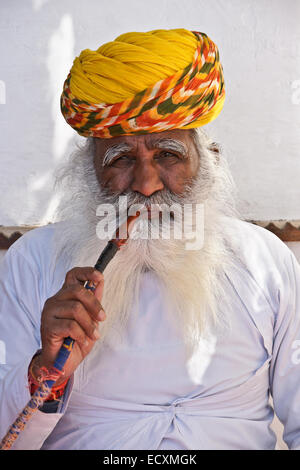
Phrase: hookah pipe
[{"left": 0, "top": 211, "right": 140, "bottom": 450}]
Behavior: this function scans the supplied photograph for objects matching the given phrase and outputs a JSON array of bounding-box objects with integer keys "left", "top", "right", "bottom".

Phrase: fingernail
[{"left": 98, "top": 309, "right": 106, "bottom": 321}]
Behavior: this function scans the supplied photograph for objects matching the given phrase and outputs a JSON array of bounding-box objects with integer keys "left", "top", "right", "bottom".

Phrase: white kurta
[{"left": 1, "top": 219, "right": 300, "bottom": 450}]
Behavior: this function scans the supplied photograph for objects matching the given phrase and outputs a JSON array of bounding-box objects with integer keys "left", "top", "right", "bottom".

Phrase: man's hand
[{"left": 30, "top": 267, "right": 106, "bottom": 386}]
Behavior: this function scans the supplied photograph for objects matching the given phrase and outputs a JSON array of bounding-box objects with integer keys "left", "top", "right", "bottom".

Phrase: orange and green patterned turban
[{"left": 60, "top": 28, "right": 225, "bottom": 138}]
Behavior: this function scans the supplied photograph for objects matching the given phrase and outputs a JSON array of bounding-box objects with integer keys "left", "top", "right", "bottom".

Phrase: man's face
[{"left": 93, "top": 129, "right": 199, "bottom": 197}]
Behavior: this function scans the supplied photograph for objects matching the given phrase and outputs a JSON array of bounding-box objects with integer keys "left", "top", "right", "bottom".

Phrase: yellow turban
[{"left": 60, "top": 29, "right": 225, "bottom": 138}]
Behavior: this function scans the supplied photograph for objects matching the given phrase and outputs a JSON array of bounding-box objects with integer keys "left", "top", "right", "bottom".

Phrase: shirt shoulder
[
  {"left": 225, "top": 218, "right": 298, "bottom": 315},
  {"left": 3, "top": 222, "right": 70, "bottom": 299},
  {"left": 227, "top": 218, "right": 293, "bottom": 267},
  {"left": 8, "top": 224, "right": 57, "bottom": 260}
]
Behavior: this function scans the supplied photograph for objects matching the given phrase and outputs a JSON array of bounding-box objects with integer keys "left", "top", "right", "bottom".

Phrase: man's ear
[{"left": 209, "top": 142, "right": 221, "bottom": 163}]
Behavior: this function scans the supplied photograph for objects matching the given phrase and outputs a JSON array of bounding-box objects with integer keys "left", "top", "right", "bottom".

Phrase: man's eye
[
  {"left": 158, "top": 151, "right": 180, "bottom": 161},
  {"left": 110, "top": 155, "right": 131, "bottom": 166}
]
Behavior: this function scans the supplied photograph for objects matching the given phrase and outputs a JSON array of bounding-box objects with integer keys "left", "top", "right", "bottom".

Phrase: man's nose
[{"left": 130, "top": 160, "right": 164, "bottom": 197}]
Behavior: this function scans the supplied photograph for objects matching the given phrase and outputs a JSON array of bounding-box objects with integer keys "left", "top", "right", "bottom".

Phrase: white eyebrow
[
  {"left": 101, "top": 138, "right": 188, "bottom": 167},
  {"left": 102, "top": 143, "right": 132, "bottom": 167},
  {"left": 154, "top": 139, "right": 188, "bottom": 157}
]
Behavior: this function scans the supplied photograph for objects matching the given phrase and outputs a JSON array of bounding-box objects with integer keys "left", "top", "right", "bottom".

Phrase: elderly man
[{"left": 1, "top": 28, "right": 300, "bottom": 450}]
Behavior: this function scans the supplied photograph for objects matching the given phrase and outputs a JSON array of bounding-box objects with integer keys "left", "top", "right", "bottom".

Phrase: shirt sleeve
[
  {"left": 269, "top": 250, "right": 300, "bottom": 449},
  {"left": 0, "top": 244, "right": 72, "bottom": 450}
]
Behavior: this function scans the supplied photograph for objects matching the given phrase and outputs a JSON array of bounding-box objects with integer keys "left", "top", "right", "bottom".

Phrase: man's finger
[
  {"left": 51, "top": 318, "right": 99, "bottom": 345},
  {"left": 54, "top": 284, "right": 104, "bottom": 321},
  {"left": 63, "top": 267, "right": 104, "bottom": 288},
  {"left": 51, "top": 301, "right": 102, "bottom": 340},
  {"left": 93, "top": 279, "right": 105, "bottom": 302}
]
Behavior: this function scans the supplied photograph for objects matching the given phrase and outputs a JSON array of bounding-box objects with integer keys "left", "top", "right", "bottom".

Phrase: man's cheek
[
  {"left": 102, "top": 171, "right": 131, "bottom": 192},
  {"left": 162, "top": 171, "right": 189, "bottom": 193}
]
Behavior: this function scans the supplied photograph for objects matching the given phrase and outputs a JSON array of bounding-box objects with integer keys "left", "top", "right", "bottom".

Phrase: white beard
[{"left": 52, "top": 129, "right": 239, "bottom": 352}]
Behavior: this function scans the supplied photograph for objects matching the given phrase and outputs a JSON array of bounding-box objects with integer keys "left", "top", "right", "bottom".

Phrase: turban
[{"left": 60, "top": 29, "right": 225, "bottom": 138}]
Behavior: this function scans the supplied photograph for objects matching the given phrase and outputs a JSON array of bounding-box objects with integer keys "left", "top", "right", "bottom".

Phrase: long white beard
[{"left": 52, "top": 129, "right": 239, "bottom": 351}]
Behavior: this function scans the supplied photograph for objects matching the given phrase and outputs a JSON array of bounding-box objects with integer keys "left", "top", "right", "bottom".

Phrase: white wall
[{"left": 0, "top": 0, "right": 300, "bottom": 226}]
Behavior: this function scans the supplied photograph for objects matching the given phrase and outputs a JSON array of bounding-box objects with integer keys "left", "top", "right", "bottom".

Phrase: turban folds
[{"left": 60, "top": 29, "right": 225, "bottom": 138}]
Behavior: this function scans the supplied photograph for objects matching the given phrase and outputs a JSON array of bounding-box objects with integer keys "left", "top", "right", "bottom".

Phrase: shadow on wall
[{"left": 1, "top": 1, "right": 78, "bottom": 226}]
